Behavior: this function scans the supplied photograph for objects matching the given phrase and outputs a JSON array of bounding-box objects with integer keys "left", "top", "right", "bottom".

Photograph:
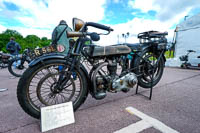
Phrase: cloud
[
  {"left": 128, "top": 0, "right": 159, "bottom": 13},
  {"left": 154, "top": 0, "right": 200, "bottom": 21},
  {"left": 0, "top": 0, "right": 106, "bottom": 38},
  {"left": 0, "top": 0, "right": 200, "bottom": 44},
  {"left": 128, "top": 0, "right": 200, "bottom": 22},
  {"left": 97, "top": 15, "right": 184, "bottom": 45}
]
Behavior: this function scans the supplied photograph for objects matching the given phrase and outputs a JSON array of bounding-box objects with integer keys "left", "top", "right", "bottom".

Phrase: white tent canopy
[{"left": 166, "top": 13, "right": 200, "bottom": 67}]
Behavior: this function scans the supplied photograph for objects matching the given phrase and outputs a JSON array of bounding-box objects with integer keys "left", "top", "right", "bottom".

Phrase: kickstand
[{"left": 135, "top": 66, "right": 154, "bottom": 100}]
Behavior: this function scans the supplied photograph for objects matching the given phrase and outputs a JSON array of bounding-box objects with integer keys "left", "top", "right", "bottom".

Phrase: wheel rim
[
  {"left": 27, "top": 63, "right": 83, "bottom": 112},
  {"left": 11, "top": 60, "right": 29, "bottom": 76},
  {"left": 36, "top": 73, "right": 76, "bottom": 106},
  {"left": 138, "top": 52, "right": 161, "bottom": 83}
]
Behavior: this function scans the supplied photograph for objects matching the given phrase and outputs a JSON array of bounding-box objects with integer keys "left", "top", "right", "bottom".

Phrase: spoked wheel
[
  {"left": 17, "top": 59, "right": 88, "bottom": 119},
  {"left": 133, "top": 49, "right": 164, "bottom": 88},
  {"left": 8, "top": 58, "right": 29, "bottom": 77},
  {"left": 36, "top": 72, "right": 76, "bottom": 106}
]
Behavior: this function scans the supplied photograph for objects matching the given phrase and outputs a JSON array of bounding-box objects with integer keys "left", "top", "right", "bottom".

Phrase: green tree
[
  {"left": 25, "top": 35, "right": 40, "bottom": 49},
  {"left": 0, "top": 29, "right": 51, "bottom": 53},
  {"left": 0, "top": 29, "right": 23, "bottom": 52}
]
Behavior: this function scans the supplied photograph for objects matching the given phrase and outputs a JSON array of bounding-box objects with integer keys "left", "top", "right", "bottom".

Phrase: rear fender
[{"left": 130, "top": 44, "right": 166, "bottom": 68}]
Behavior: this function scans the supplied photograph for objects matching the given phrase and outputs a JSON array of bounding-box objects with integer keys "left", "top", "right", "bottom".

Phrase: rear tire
[
  {"left": 132, "top": 49, "right": 164, "bottom": 88},
  {"left": 17, "top": 59, "right": 88, "bottom": 119},
  {"left": 8, "top": 58, "right": 29, "bottom": 77}
]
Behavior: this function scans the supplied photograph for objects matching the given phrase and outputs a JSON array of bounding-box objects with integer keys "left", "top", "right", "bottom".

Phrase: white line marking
[
  {"left": 114, "top": 120, "right": 152, "bottom": 133},
  {"left": 122, "top": 107, "right": 179, "bottom": 133}
]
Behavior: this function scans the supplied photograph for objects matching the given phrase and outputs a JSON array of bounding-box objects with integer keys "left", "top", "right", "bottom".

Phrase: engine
[{"left": 112, "top": 73, "right": 138, "bottom": 92}]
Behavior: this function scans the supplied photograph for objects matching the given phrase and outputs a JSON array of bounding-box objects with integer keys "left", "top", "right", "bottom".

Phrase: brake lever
[{"left": 98, "top": 30, "right": 110, "bottom": 35}]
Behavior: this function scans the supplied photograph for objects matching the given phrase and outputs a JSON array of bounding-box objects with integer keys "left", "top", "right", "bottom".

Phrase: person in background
[
  {"left": 51, "top": 20, "right": 72, "bottom": 54},
  {"left": 6, "top": 37, "right": 21, "bottom": 68},
  {"left": 6, "top": 37, "right": 21, "bottom": 55}
]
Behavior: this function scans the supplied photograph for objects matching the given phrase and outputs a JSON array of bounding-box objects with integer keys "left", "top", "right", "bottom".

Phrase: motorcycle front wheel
[
  {"left": 17, "top": 59, "right": 88, "bottom": 119},
  {"left": 8, "top": 57, "right": 29, "bottom": 77}
]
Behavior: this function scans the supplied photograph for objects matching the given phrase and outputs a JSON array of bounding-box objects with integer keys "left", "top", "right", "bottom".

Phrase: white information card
[{"left": 41, "top": 102, "right": 75, "bottom": 132}]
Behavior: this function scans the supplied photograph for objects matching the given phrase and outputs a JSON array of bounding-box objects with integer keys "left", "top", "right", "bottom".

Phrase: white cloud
[
  {"left": 97, "top": 14, "right": 185, "bottom": 45},
  {"left": 128, "top": 0, "right": 200, "bottom": 22},
  {"left": 1, "top": 0, "right": 199, "bottom": 46},
  {"left": 14, "top": 26, "right": 52, "bottom": 39},
  {"left": 128, "top": 0, "right": 159, "bottom": 13},
  {"left": 1, "top": 0, "right": 106, "bottom": 38}
]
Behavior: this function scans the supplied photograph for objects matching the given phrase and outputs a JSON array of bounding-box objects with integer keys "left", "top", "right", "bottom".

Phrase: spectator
[
  {"left": 52, "top": 20, "right": 72, "bottom": 54},
  {"left": 6, "top": 37, "right": 21, "bottom": 68},
  {"left": 6, "top": 37, "right": 21, "bottom": 55}
]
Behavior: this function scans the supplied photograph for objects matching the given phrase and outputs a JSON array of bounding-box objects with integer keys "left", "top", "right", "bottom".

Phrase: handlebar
[
  {"left": 187, "top": 50, "right": 196, "bottom": 53},
  {"left": 86, "top": 22, "right": 114, "bottom": 31},
  {"left": 67, "top": 32, "right": 86, "bottom": 38}
]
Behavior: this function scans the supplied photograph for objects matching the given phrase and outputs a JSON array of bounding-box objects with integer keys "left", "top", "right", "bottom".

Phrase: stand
[
  {"left": 135, "top": 74, "right": 154, "bottom": 100},
  {"left": 135, "top": 56, "right": 155, "bottom": 100}
]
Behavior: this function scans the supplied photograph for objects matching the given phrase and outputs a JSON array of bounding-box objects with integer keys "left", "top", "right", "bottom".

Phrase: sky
[{"left": 0, "top": 0, "right": 200, "bottom": 45}]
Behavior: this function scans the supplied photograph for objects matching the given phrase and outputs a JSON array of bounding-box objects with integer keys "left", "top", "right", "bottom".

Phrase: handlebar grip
[
  {"left": 67, "top": 32, "right": 85, "bottom": 37},
  {"left": 86, "top": 22, "right": 113, "bottom": 31}
]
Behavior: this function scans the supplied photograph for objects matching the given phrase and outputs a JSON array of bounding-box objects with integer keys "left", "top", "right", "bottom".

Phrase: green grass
[{"left": 165, "top": 50, "right": 174, "bottom": 59}]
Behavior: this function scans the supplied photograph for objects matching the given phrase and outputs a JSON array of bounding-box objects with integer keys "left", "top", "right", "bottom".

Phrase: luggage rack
[{"left": 138, "top": 31, "right": 168, "bottom": 44}]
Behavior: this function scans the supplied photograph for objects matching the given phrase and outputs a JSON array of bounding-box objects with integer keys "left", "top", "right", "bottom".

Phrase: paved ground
[{"left": 0, "top": 67, "right": 200, "bottom": 133}]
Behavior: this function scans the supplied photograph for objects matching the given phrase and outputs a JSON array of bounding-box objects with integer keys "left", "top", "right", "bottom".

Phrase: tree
[
  {"left": 25, "top": 35, "right": 40, "bottom": 49},
  {"left": 0, "top": 29, "right": 51, "bottom": 53}
]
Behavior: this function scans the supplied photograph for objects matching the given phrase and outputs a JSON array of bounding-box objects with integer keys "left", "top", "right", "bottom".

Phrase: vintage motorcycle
[
  {"left": 8, "top": 48, "right": 32, "bottom": 77},
  {"left": 17, "top": 18, "right": 168, "bottom": 119},
  {"left": 0, "top": 52, "right": 12, "bottom": 68}
]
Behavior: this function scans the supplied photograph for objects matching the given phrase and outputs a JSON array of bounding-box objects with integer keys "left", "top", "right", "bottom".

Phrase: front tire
[{"left": 17, "top": 59, "right": 88, "bottom": 119}]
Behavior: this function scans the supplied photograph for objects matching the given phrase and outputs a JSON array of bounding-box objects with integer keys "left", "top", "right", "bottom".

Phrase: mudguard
[{"left": 29, "top": 53, "right": 90, "bottom": 81}]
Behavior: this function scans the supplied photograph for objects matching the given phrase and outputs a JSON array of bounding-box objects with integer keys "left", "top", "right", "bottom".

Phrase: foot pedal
[
  {"left": 94, "top": 92, "right": 106, "bottom": 100},
  {"left": 121, "top": 88, "right": 130, "bottom": 93}
]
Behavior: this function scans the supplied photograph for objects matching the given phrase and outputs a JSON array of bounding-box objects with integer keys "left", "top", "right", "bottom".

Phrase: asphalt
[{"left": 0, "top": 67, "right": 200, "bottom": 133}]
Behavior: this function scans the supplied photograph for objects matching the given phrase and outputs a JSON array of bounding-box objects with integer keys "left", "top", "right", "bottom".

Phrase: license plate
[{"left": 30, "top": 45, "right": 57, "bottom": 58}]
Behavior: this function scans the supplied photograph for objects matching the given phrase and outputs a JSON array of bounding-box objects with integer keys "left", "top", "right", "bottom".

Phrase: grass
[{"left": 165, "top": 50, "right": 174, "bottom": 59}]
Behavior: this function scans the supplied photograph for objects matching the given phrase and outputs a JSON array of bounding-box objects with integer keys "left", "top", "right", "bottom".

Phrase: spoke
[
  {"left": 59, "top": 93, "right": 67, "bottom": 102},
  {"left": 46, "top": 68, "right": 57, "bottom": 82},
  {"left": 61, "top": 91, "right": 72, "bottom": 95},
  {"left": 63, "top": 82, "right": 73, "bottom": 89},
  {"left": 30, "top": 84, "right": 38, "bottom": 88},
  {"left": 53, "top": 96, "right": 57, "bottom": 104},
  {"left": 32, "top": 98, "right": 40, "bottom": 103},
  {"left": 40, "top": 86, "right": 50, "bottom": 90},
  {"left": 43, "top": 95, "right": 51, "bottom": 104},
  {"left": 30, "top": 81, "right": 39, "bottom": 84},
  {"left": 33, "top": 75, "right": 42, "bottom": 80},
  {"left": 40, "top": 91, "right": 50, "bottom": 95}
]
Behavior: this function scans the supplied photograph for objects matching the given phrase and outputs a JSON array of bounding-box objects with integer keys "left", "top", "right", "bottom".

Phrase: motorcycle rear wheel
[
  {"left": 17, "top": 59, "right": 88, "bottom": 119},
  {"left": 8, "top": 58, "right": 29, "bottom": 77},
  {"left": 132, "top": 49, "right": 164, "bottom": 88}
]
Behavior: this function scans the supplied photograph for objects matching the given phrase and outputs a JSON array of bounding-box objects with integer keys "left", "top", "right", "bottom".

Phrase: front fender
[
  {"left": 29, "top": 53, "right": 90, "bottom": 84},
  {"left": 29, "top": 53, "right": 66, "bottom": 67}
]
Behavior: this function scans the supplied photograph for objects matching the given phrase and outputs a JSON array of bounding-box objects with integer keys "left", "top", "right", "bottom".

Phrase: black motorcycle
[
  {"left": 17, "top": 18, "right": 168, "bottom": 119},
  {"left": 179, "top": 50, "right": 200, "bottom": 69},
  {"left": 0, "top": 52, "right": 12, "bottom": 69},
  {"left": 8, "top": 49, "right": 32, "bottom": 77}
]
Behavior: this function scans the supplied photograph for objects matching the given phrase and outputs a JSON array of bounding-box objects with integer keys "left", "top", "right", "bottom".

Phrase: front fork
[{"left": 56, "top": 39, "right": 83, "bottom": 91}]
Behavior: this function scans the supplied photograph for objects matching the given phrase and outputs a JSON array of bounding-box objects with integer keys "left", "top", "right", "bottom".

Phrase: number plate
[{"left": 29, "top": 45, "right": 57, "bottom": 58}]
